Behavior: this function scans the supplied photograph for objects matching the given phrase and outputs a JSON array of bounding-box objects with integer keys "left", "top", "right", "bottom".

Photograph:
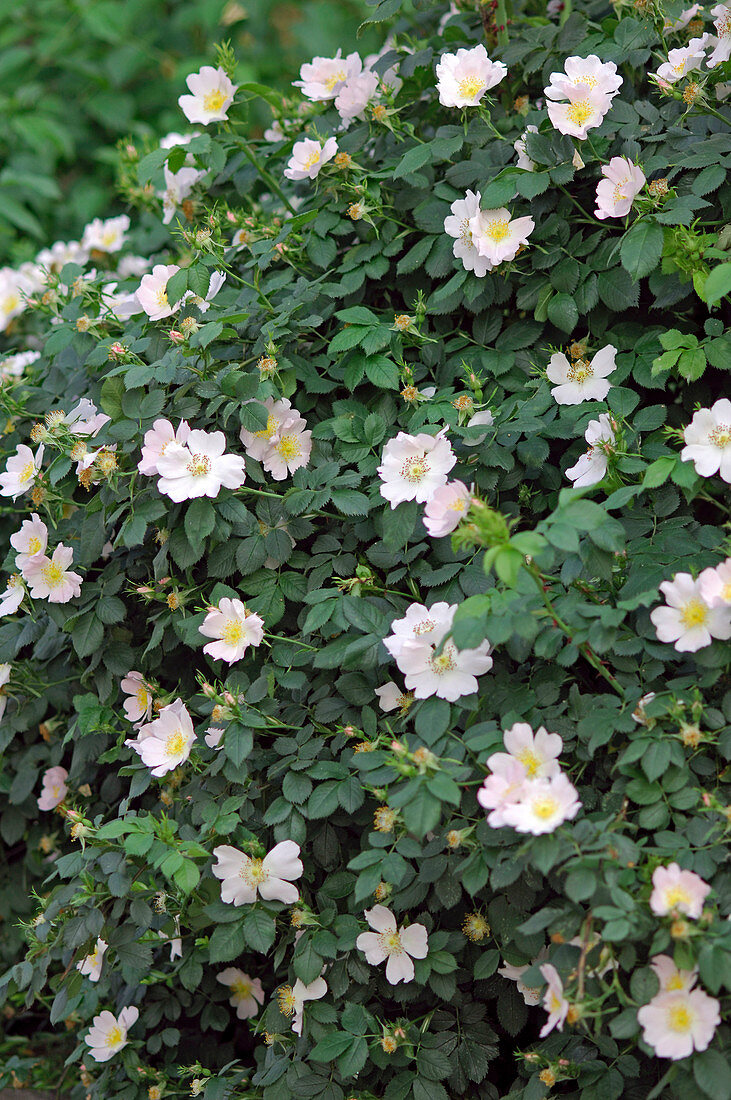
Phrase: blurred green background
[{"left": 0, "top": 0, "right": 373, "bottom": 265}]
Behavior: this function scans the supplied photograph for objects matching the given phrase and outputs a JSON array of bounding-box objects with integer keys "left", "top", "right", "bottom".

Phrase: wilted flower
[
  {"left": 708, "top": 4, "right": 731, "bottom": 66},
  {"left": 514, "top": 125, "right": 538, "bottom": 171}
]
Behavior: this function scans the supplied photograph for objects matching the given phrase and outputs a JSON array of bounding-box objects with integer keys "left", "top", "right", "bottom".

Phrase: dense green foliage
[{"left": 0, "top": 0, "right": 730, "bottom": 1098}]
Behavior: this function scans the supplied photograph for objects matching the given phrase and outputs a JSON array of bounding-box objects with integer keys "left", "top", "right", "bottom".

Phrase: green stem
[{"left": 239, "top": 142, "right": 297, "bottom": 214}]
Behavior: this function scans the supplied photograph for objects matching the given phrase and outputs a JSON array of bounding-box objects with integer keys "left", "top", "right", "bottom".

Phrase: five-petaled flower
[{"left": 356, "top": 904, "right": 429, "bottom": 984}]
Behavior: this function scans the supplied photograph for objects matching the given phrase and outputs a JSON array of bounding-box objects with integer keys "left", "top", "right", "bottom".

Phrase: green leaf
[
  {"left": 393, "top": 144, "right": 433, "bottom": 180},
  {"left": 620, "top": 219, "right": 664, "bottom": 281},
  {"left": 225, "top": 723, "right": 253, "bottom": 768},
  {"left": 310, "top": 1031, "right": 356, "bottom": 1062},
  {"left": 185, "top": 498, "right": 216, "bottom": 546},
  {"left": 208, "top": 921, "right": 245, "bottom": 963},
  {"left": 694, "top": 1049, "right": 731, "bottom": 1100},
  {"left": 547, "top": 293, "right": 578, "bottom": 333},
  {"left": 704, "top": 262, "right": 731, "bottom": 305},
  {"left": 244, "top": 909, "right": 276, "bottom": 953}
]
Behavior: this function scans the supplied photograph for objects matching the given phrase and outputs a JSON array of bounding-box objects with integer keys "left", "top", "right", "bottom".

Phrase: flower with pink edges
[
  {"left": 0, "top": 443, "right": 44, "bottom": 500},
  {"left": 356, "top": 904, "right": 428, "bottom": 985},
  {"left": 488, "top": 722, "right": 563, "bottom": 780},
  {"left": 444, "top": 190, "right": 494, "bottom": 277},
  {"left": 656, "top": 36, "right": 710, "bottom": 82},
  {"left": 378, "top": 429, "right": 456, "bottom": 508},
  {"left": 294, "top": 50, "right": 362, "bottom": 101},
  {"left": 638, "top": 986, "right": 720, "bottom": 1059},
  {"left": 10, "top": 513, "right": 48, "bottom": 573},
  {"left": 154, "top": 428, "right": 246, "bottom": 502},
  {"left": 650, "top": 863, "right": 711, "bottom": 919},
  {"left": 130, "top": 699, "right": 196, "bottom": 777},
  {"left": 545, "top": 55, "right": 622, "bottom": 101},
  {"left": 423, "top": 480, "right": 471, "bottom": 537},
  {"left": 650, "top": 954, "right": 698, "bottom": 994},
  {"left": 595, "top": 158, "right": 646, "bottom": 219},
  {"left": 708, "top": 4, "right": 731, "bottom": 67},
  {"left": 335, "top": 70, "right": 379, "bottom": 122},
  {"left": 212, "top": 840, "right": 303, "bottom": 905},
  {"left": 435, "top": 44, "right": 507, "bottom": 108},
  {"left": 138, "top": 418, "right": 191, "bottom": 477},
  {"left": 680, "top": 398, "right": 731, "bottom": 483},
  {"left": 120, "top": 671, "right": 154, "bottom": 725},
  {"left": 199, "top": 597, "right": 264, "bottom": 664},
  {"left": 650, "top": 572, "right": 731, "bottom": 652},
  {"left": 37, "top": 766, "right": 68, "bottom": 810},
  {"left": 477, "top": 758, "right": 530, "bottom": 828},
  {"left": 24, "top": 544, "right": 82, "bottom": 604},
  {"left": 63, "top": 399, "right": 110, "bottom": 438},
  {"left": 699, "top": 558, "right": 731, "bottom": 608},
  {"left": 0, "top": 574, "right": 25, "bottom": 615},
  {"left": 539, "top": 964, "right": 570, "bottom": 1036},
  {"left": 470, "top": 207, "right": 535, "bottom": 267}
]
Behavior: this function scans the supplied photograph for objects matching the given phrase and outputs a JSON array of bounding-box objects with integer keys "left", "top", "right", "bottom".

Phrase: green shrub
[{"left": 0, "top": 0, "right": 730, "bottom": 1098}]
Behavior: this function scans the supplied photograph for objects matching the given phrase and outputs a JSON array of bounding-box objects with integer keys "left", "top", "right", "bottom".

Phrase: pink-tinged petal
[
  {"left": 212, "top": 845, "right": 247, "bottom": 880},
  {"left": 385, "top": 952, "right": 415, "bottom": 985},
  {"left": 400, "top": 923, "right": 429, "bottom": 959},
  {"left": 364, "top": 904, "right": 397, "bottom": 933},
  {"left": 258, "top": 877, "right": 300, "bottom": 904},
  {"left": 263, "top": 840, "right": 303, "bottom": 882},
  {"left": 356, "top": 932, "right": 387, "bottom": 964}
]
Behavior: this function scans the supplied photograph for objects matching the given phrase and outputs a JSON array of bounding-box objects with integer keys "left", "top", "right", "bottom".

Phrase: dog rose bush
[{"left": 1, "top": 0, "right": 731, "bottom": 1097}]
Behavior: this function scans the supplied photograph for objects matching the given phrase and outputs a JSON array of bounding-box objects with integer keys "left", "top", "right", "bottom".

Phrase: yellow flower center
[
  {"left": 155, "top": 288, "right": 169, "bottom": 308},
  {"left": 458, "top": 217, "right": 473, "bottom": 246},
  {"left": 240, "top": 856, "right": 268, "bottom": 886},
  {"left": 203, "top": 89, "right": 227, "bottom": 113},
  {"left": 106, "top": 1025, "right": 124, "bottom": 1046},
  {"left": 276, "top": 433, "right": 302, "bottom": 461},
  {"left": 548, "top": 991, "right": 563, "bottom": 1012},
  {"left": 449, "top": 497, "right": 467, "bottom": 512},
  {"left": 165, "top": 729, "right": 188, "bottom": 758},
  {"left": 612, "top": 178, "right": 630, "bottom": 203},
  {"left": 484, "top": 218, "right": 510, "bottom": 242},
  {"left": 664, "top": 884, "right": 692, "bottom": 908},
  {"left": 399, "top": 454, "right": 429, "bottom": 483},
  {"left": 136, "top": 685, "right": 149, "bottom": 709},
  {"left": 414, "top": 619, "right": 436, "bottom": 635},
  {"left": 457, "top": 74, "right": 484, "bottom": 99},
  {"left": 278, "top": 985, "right": 296, "bottom": 1015},
  {"left": 722, "top": 582, "right": 731, "bottom": 602},
  {"left": 532, "top": 795, "right": 559, "bottom": 820},
  {"left": 21, "top": 461, "right": 35, "bottom": 483},
  {"left": 324, "top": 69, "right": 346, "bottom": 91},
  {"left": 303, "top": 149, "right": 322, "bottom": 169},
  {"left": 102, "top": 229, "right": 118, "bottom": 247},
  {"left": 430, "top": 642, "right": 456, "bottom": 674},
  {"left": 27, "top": 536, "right": 43, "bottom": 554},
  {"left": 186, "top": 453, "right": 211, "bottom": 477},
  {"left": 254, "top": 414, "right": 279, "bottom": 441},
  {"left": 679, "top": 599, "right": 708, "bottom": 629},
  {"left": 378, "top": 930, "right": 404, "bottom": 956},
  {"left": 567, "top": 358, "right": 593, "bottom": 384},
  {"left": 516, "top": 748, "right": 542, "bottom": 778},
  {"left": 566, "top": 98, "right": 593, "bottom": 125},
  {"left": 2, "top": 293, "right": 20, "bottom": 313},
  {"left": 573, "top": 74, "right": 597, "bottom": 88},
  {"left": 221, "top": 618, "right": 245, "bottom": 646},
  {"left": 666, "top": 974, "right": 685, "bottom": 991},
  {"left": 667, "top": 1003, "right": 693, "bottom": 1032},
  {"left": 41, "top": 562, "right": 64, "bottom": 588},
  {"left": 232, "top": 979, "right": 252, "bottom": 998},
  {"left": 709, "top": 424, "right": 731, "bottom": 448}
]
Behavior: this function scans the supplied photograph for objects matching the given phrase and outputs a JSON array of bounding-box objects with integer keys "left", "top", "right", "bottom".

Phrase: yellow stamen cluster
[
  {"left": 682, "top": 81, "right": 701, "bottom": 105},
  {"left": 334, "top": 151, "right": 352, "bottom": 169},
  {"left": 348, "top": 202, "right": 364, "bottom": 221},
  {"left": 539, "top": 1069, "right": 556, "bottom": 1087},
  {"left": 401, "top": 385, "right": 420, "bottom": 403},
  {"left": 380, "top": 1034, "right": 398, "bottom": 1053},
  {"left": 76, "top": 315, "right": 92, "bottom": 333},
  {"left": 394, "top": 313, "right": 412, "bottom": 331},
  {"left": 353, "top": 740, "right": 376, "bottom": 753},
  {"left": 462, "top": 912, "right": 490, "bottom": 942},
  {"left": 374, "top": 805, "right": 397, "bottom": 832},
  {"left": 649, "top": 178, "right": 668, "bottom": 197}
]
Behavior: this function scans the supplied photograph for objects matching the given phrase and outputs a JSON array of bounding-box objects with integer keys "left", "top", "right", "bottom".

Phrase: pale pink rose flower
[
  {"left": 699, "top": 558, "right": 731, "bottom": 608},
  {"left": 657, "top": 35, "right": 710, "bottom": 81},
  {"left": 501, "top": 773, "right": 582, "bottom": 835},
  {"left": 444, "top": 190, "right": 494, "bottom": 277},
  {"left": 212, "top": 840, "right": 303, "bottom": 905},
  {"left": 638, "top": 987, "right": 720, "bottom": 1059},
  {"left": 85, "top": 1006, "right": 139, "bottom": 1063},
  {"left": 681, "top": 398, "right": 731, "bottom": 482},
  {"left": 37, "top": 766, "right": 69, "bottom": 811},
  {"left": 199, "top": 597, "right": 264, "bottom": 664},
  {"left": 179, "top": 66, "right": 238, "bottom": 124},
  {"left": 10, "top": 513, "right": 48, "bottom": 572},
  {"left": 396, "top": 634, "right": 493, "bottom": 702},
  {"left": 77, "top": 938, "right": 108, "bottom": 982},
  {"left": 155, "top": 428, "right": 246, "bottom": 501},
  {"left": 650, "top": 953, "right": 698, "bottom": 994},
  {"left": 378, "top": 428, "right": 456, "bottom": 507},
  {"left": 161, "top": 164, "right": 205, "bottom": 225},
  {"left": 708, "top": 5, "right": 731, "bottom": 66},
  {"left": 239, "top": 398, "right": 295, "bottom": 461},
  {"left": 664, "top": 4, "right": 701, "bottom": 31},
  {"left": 0, "top": 443, "right": 44, "bottom": 500},
  {"left": 294, "top": 50, "right": 363, "bottom": 101},
  {"left": 135, "top": 263, "right": 182, "bottom": 320},
  {"left": 81, "top": 215, "right": 130, "bottom": 254},
  {"left": 383, "top": 601, "right": 458, "bottom": 660},
  {"left": 463, "top": 409, "right": 495, "bottom": 446},
  {"left": 650, "top": 572, "right": 731, "bottom": 652},
  {"left": 261, "top": 414, "right": 312, "bottom": 480},
  {"left": 138, "top": 418, "right": 191, "bottom": 476},
  {"left": 547, "top": 345, "right": 617, "bottom": 405},
  {"left": 290, "top": 976, "right": 328, "bottom": 1035},
  {"left": 423, "top": 480, "right": 471, "bottom": 537},
  {"left": 514, "top": 126, "right": 538, "bottom": 171},
  {"left": 539, "top": 964, "right": 570, "bottom": 1036},
  {"left": 488, "top": 722, "right": 563, "bottom": 780},
  {"left": 498, "top": 959, "right": 545, "bottom": 1006},
  {"left": 470, "top": 207, "right": 535, "bottom": 266},
  {"left": 435, "top": 44, "right": 507, "bottom": 107},
  {"left": 120, "top": 671, "right": 154, "bottom": 725},
  {"left": 335, "top": 70, "right": 380, "bottom": 122},
  {"left": 650, "top": 863, "right": 711, "bottom": 918},
  {"left": 217, "top": 969, "right": 265, "bottom": 1019},
  {"left": 595, "top": 158, "right": 646, "bottom": 219},
  {"left": 477, "top": 759, "right": 529, "bottom": 828},
  {"left": 0, "top": 349, "right": 40, "bottom": 382},
  {"left": 375, "top": 682, "right": 410, "bottom": 712},
  {"left": 132, "top": 699, "right": 196, "bottom": 777},
  {"left": 180, "top": 270, "right": 226, "bottom": 313},
  {"left": 205, "top": 726, "right": 225, "bottom": 749},
  {"left": 24, "top": 544, "right": 82, "bottom": 603},
  {"left": 566, "top": 413, "right": 616, "bottom": 488},
  {"left": 546, "top": 87, "right": 613, "bottom": 139},
  {"left": 0, "top": 574, "right": 25, "bottom": 615},
  {"left": 356, "top": 905, "right": 428, "bottom": 985},
  {"left": 64, "top": 398, "right": 111, "bottom": 437},
  {"left": 284, "top": 137, "right": 339, "bottom": 181},
  {"left": 545, "top": 55, "right": 623, "bottom": 100}
]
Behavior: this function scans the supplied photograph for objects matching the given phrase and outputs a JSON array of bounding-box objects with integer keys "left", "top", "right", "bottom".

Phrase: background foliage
[{"left": 0, "top": 0, "right": 730, "bottom": 1098}]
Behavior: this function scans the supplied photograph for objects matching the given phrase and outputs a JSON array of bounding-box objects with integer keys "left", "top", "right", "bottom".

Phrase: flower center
[
  {"left": 303, "top": 149, "right": 322, "bottom": 169},
  {"left": 457, "top": 74, "right": 484, "bottom": 99},
  {"left": 458, "top": 217, "right": 473, "bottom": 246},
  {"left": 484, "top": 218, "right": 510, "bottom": 242},
  {"left": 102, "top": 230, "right": 118, "bottom": 246},
  {"left": 221, "top": 618, "right": 245, "bottom": 646},
  {"left": 324, "top": 68, "right": 346, "bottom": 91},
  {"left": 27, "top": 536, "right": 43, "bottom": 554},
  {"left": 567, "top": 359, "right": 593, "bottom": 384},
  {"left": 666, "top": 974, "right": 685, "bottom": 991},
  {"left": 718, "top": 14, "right": 731, "bottom": 36},
  {"left": 41, "top": 562, "right": 64, "bottom": 588},
  {"left": 278, "top": 985, "right": 296, "bottom": 1015},
  {"left": 532, "top": 795, "right": 559, "bottom": 820},
  {"left": 399, "top": 454, "right": 430, "bottom": 483},
  {"left": 516, "top": 747, "right": 542, "bottom": 778},
  {"left": 186, "top": 453, "right": 211, "bottom": 477},
  {"left": 667, "top": 1003, "right": 693, "bottom": 1032},
  {"left": 240, "top": 857, "right": 268, "bottom": 887},
  {"left": 548, "top": 991, "right": 563, "bottom": 1013},
  {"left": 414, "top": 618, "right": 436, "bottom": 635},
  {"left": 664, "top": 884, "right": 692, "bottom": 908},
  {"left": 107, "top": 1025, "right": 124, "bottom": 1046},
  {"left": 155, "top": 287, "right": 169, "bottom": 308},
  {"left": 722, "top": 582, "right": 731, "bottom": 602},
  {"left": 430, "top": 641, "right": 456, "bottom": 674},
  {"left": 203, "top": 89, "right": 227, "bottom": 113},
  {"left": 276, "top": 434, "right": 302, "bottom": 460},
  {"left": 2, "top": 293, "right": 20, "bottom": 313},
  {"left": 136, "top": 685, "right": 149, "bottom": 709},
  {"left": 566, "top": 98, "right": 593, "bottom": 125},
  {"left": 679, "top": 599, "right": 708, "bottom": 629},
  {"left": 612, "top": 179, "right": 629, "bottom": 202},
  {"left": 254, "top": 414, "right": 279, "bottom": 441},
  {"left": 21, "top": 461, "right": 35, "bottom": 483},
  {"left": 573, "top": 74, "right": 597, "bottom": 88},
  {"left": 378, "top": 930, "right": 404, "bottom": 956},
  {"left": 709, "top": 424, "right": 731, "bottom": 448},
  {"left": 165, "top": 729, "right": 188, "bottom": 758},
  {"left": 232, "top": 979, "right": 252, "bottom": 998}
]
